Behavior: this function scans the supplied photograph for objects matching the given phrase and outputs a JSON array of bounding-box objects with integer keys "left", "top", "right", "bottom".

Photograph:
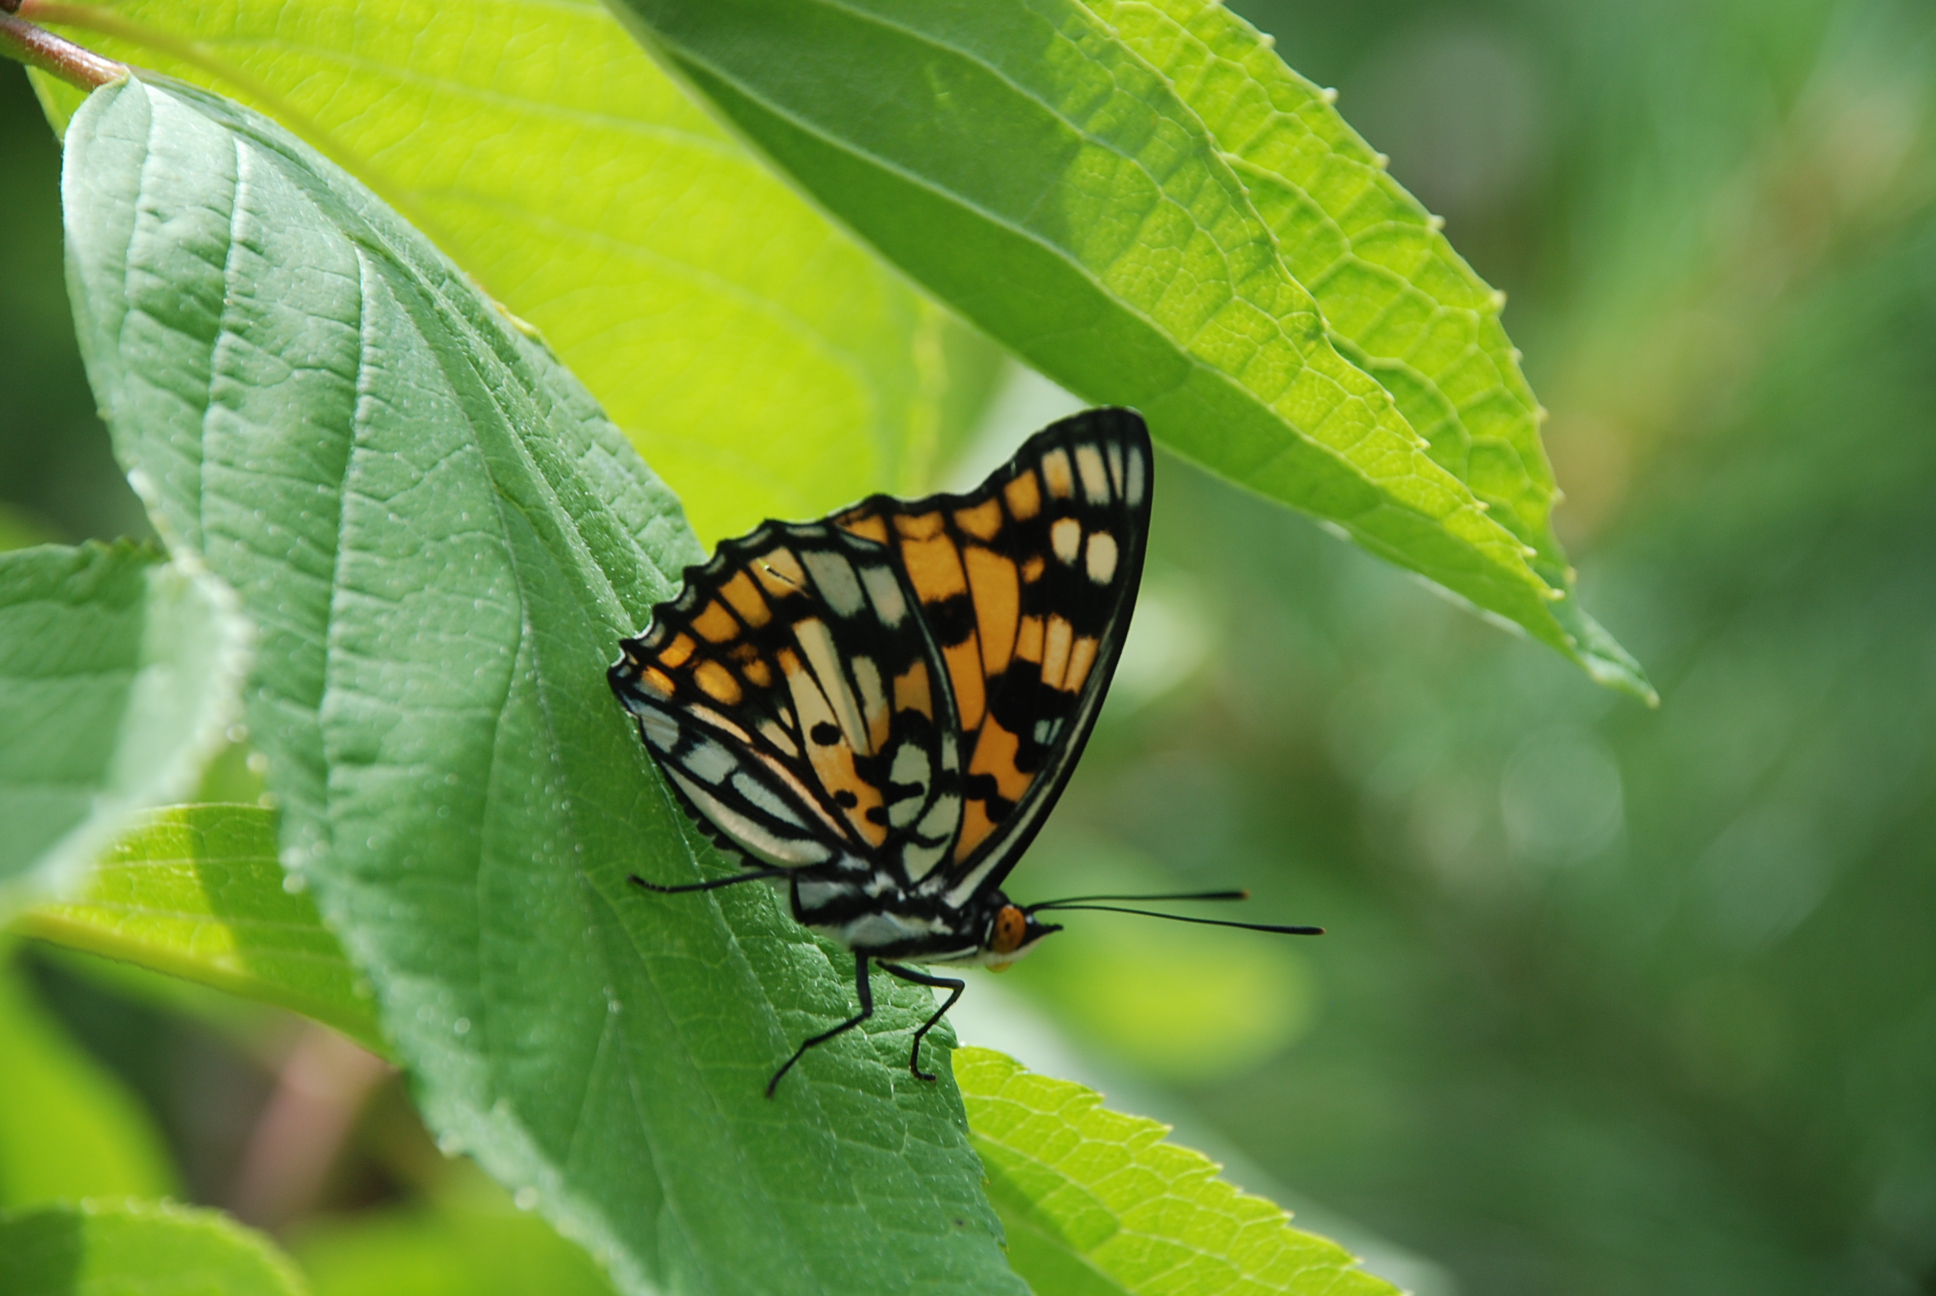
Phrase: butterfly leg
[
  {"left": 879, "top": 963, "right": 966, "bottom": 1083},
  {"left": 766, "top": 952, "right": 875, "bottom": 1098},
  {"left": 629, "top": 866, "right": 791, "bottom": 894}
]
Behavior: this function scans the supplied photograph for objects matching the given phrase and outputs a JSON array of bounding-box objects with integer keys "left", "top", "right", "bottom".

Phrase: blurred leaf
[
  {"left": 609, "top": 0, "right": 1649, "bottom": 697},
  {"left": 955, "top": 1048, "right": 1400, "bottom": 1296},
  {"left": 27, "top": 0, "right": 1003, "bottom": 543},
  {"left": 0, "top": 1200, "right": 306, "bottom": 1296},
  {"left": 0, "top": 952, "right": 176, "bottom": 1208},
  {"left": 0, "top": 505, "right": 54, "bottom": 552},
  {"left": 294, "top": 1199, "right": 618, "bottom": 1296},
  {"left": 0, "top": 542, "right": 249, "bottom": 921},
  {"left": 63, "top": 77, "right": 1022, "bottom": 1295},
  {"left": 15, "top": 805, "right": 385, "bottom": 1054},
  {"left": 1000, "top": 845, "right": 1315, "bottom": 1081}
]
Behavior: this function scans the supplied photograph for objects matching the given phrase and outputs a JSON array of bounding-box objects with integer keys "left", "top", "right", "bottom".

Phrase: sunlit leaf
[
  {"left": 608, "top": 0, "right": 1650, "bottom": 698},
  {"left": 0, "top": 1200, "right": 305, "bottom": 1296},
  {"left": 955, "top": 1048, "right": 1401, "bottom": 1296},
  {"left": 1085, "top": 0, "right": 1642, "bottom": 691},
  {"left": 15, "top": 804, "right": 384, "bottom": 1053},
  {"left": 63, "top": 76, "right": 1022, "bottom": 1295},
  {"left": 28, "top": 0, "right": 1001, "bottom": 542},
  {"left": 0, "top": 952, "right": 177, "bottom": 1208},
  {"left": 0, "top": 542, "right": 248, "bottom": 920}
]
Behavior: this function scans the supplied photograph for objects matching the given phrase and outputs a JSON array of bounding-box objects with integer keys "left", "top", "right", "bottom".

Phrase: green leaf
[
  {"left": 954, "top": 1048, "right": 1401, "bottom": 1296},
  {"left": 63, "top": 77, "right": 1022, "bottom": 1296},
  {"left": 14, "top": 805, "right": 385, "bottom": 1054},
  {"left": 0, "top": 1200, "right": 306, "bottom": 1296},
  {"left": 0, "top": 542, "right": 249, "bottom": 921},
  {"left": 0, "top": 952, "right": 177, "bottom": 1208},
  {"left": 30, "top": 0, "right": 1001, "bottom": 543},
  {"left": 294, "top": 1195, "right": 619, "bottom": 1296},
  {"left": 609, "top": 0, "right": 1649, "bottom": 698}
]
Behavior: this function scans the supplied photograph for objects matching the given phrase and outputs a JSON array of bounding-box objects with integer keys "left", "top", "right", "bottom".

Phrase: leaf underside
[{"left": 62, "top": 76, "right": 1023, "bottom": 1296}]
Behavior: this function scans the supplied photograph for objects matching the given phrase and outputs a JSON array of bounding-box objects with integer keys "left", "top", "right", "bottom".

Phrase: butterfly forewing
[
  {"left": 612, "top": 407, "right": 1150, "bottom": 923},
  {"left": 833, "top": 408, "right": 1152, "bottom": 903},
  {"left": 612, "top": 520, "right": 965, "bottom": 880}
]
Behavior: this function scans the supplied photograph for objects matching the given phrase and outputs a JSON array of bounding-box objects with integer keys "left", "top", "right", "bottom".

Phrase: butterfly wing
[
  {"left": 833, "top": 408, "right": 1152, "bottom": 905},
  {"left": 610, "top": 522, "right": 965, "bottom": 878}
]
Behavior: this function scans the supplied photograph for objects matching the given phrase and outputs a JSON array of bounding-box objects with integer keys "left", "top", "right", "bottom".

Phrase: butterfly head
[{"left": 975, "top": 891, "right": 1061, "bottom": 972}]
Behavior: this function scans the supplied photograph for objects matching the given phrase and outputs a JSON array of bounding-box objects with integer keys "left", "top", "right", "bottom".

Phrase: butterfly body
[{"left": 611, "top": 409, "right": 1153, "bottom": 1090}]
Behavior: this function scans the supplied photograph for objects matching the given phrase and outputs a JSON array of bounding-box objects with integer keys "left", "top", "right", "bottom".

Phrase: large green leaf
[
  {"left": 0, "top": 542, "right": 249, "bottom": 920},
  {"left": 62, "top": 77, "right": 1021, "bottom": 1295},
  {"left": 0, "top": 952, "right": 177, "bottom": 1208},
  {"left": 0, "top": 1200, "right": 306, "bottom": 1296},
  {"left": 956, "top": 1048, "right": 1400, "bottom": 1296},
  {"left": 27, "top": 0, "right": 1000, "bottom": 543},
  {"left": 607, "top": 0, "right": 1649, "bottom": 698},
  {"left": 15, "top": 805, "right": 385, "bottom": 1053}
]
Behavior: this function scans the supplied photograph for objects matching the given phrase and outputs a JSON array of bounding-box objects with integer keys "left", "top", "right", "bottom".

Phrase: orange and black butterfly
[{"left": 610, "top": 409, "right": 1318, "bottom": 1094}]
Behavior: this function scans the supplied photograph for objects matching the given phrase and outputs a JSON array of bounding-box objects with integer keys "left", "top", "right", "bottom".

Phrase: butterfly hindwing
[
  {"left": 834, "top": 408, "right": 1152, "bottom": 902},
  {"left": 612, "top": 521, "right": 965, "bottom": 880}
]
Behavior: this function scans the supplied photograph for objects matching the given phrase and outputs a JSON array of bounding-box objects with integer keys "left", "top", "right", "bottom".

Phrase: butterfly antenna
[
  {"left": 1022, "top": 902, "right": 1323, "bottom": 936},
  {"left": 1025, "top": 889, "right": 1250, "bottom": 909}
]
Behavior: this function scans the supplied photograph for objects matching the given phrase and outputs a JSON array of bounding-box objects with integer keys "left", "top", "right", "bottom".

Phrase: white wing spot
[
  {"left": 793, "top": 618, "right": 869, "bottom": 753},
  {"left": 1075, "top": 444, "right": 1111, "bottom": 503},
  {"left": 682, "top": 738, "right": 736, "bottom": 785},
  {"left": 733, "top": 771, "right": 804, "bottom": 826},
  {"left": 641, "top": 708, "right": 680, "bottom": 752},
  {"left": 859, "top": 562, "right": 908, "bottom": 627},
  {"left": 802, "top": 549, "right": 865, "bottom": 617},
  {"left": 1124, "top": 446, "right": 1147, "bottom": 507},
  {"left": 887, "top": 743, "right": 932, "bottom": 829},
  {"left": 759, "top": 720, "right": 799, "bottom": 757},
  {"left": 1085, "top": 532, "right": 1119, "bottom": 584},
  {"left": 1051, "top": 517, "right": 1082, "bottom": 564}
]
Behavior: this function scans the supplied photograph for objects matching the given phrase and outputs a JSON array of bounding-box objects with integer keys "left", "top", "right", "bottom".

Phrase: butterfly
[{"left": 610, "top": 408, "right": 1319, "bottom": 1095}]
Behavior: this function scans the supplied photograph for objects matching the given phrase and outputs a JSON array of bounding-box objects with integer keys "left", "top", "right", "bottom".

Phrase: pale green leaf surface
[
  {"left": 63, "top": 77, "right": 1022, "bottom": 1295},
  {"left": 30, "top": 0, "right": 1001, "bottom": 543},
  {"left": 0, "top": 542, "right": 249, "bottom": 921},
  {"left": 0, "top": 1200, "right": 306, "bottom": 1296},
  {"left": 955, "top": 1048, "right": 1401, "bottom": 1296},
  {"left": 609, "top": 0, "right": 1647, "bottom": 696},
  {"left": 0, "top": 954, "right": 177, "bottom": 1208},
  {"left": 15, "top": 805, "right": 385, "bottom": 1053}
]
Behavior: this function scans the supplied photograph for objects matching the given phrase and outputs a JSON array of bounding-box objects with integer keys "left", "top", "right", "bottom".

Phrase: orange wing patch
[
  {"left": 899, "top": 533, "right": 968, "bottom": 603},
  {"left": 964, "top": 547, "right": 1020, "bottom": 677},
  {"left": 693, "top": 659, "right": 742, "bottom": 705},
  {"left": 943, "top": 639, "right": 986, "bottom": 730},
  {"left": 953, "top": 498, "right": 1003, "bottom": 541},
  {"left": 1003, "top": 471, "right": 1041, "bottom": 521},
  {"left": 719, "top": 570, "right": 771, "bottom": 627},
  {"left": 894, "top": 661, "right": 934, "bottom": 718},
  {"left": 837, "top": 510, "right": 891, "bottom": 545}
]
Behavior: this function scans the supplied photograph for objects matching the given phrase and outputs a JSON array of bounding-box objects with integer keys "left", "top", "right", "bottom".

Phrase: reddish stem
[{"left": 0, "top": 8, "right": 123, "bottom": 89}]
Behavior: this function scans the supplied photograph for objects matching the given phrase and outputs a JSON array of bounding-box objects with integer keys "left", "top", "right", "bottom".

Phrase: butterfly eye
[{"left": 989, "top": 904, "right": 1029, "bottom": 955}]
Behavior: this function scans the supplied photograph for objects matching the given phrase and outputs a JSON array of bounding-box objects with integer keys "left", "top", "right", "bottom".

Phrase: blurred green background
[{"left": 6, "top": 0, "right": 1936, "bottom": 1292}]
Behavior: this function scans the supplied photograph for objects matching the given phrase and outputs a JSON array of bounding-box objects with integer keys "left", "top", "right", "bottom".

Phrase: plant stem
[{"left": 0, "top": 8, "right": 123, "bottom": 89}]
